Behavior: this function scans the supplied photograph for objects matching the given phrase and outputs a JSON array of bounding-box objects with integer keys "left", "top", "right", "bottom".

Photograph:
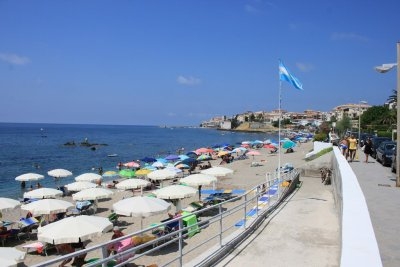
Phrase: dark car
[
  {"left": 370, "top": 137, "right": 391, "bottom": 158},
  {"left": 360, "top": 133, "right": 374, "bottom": 147},
  {"left": 376, "top": 141, "right": 396, "bottom": 166},
  {"left": 391, "top": 153, "right": 397, "bottom": 173}
]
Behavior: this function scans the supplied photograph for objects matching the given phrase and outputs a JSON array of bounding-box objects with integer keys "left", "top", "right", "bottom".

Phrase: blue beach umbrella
[
  {"left": 140, "top": 157, "right": 157, "bottom": 163},
  {"left": 282, "top": 140, "right": 296, "bottom": 149}
]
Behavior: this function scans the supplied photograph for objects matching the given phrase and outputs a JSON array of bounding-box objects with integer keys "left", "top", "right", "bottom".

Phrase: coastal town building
[{"left": 200, "top": 103, "right": 371, "bottom": 130}]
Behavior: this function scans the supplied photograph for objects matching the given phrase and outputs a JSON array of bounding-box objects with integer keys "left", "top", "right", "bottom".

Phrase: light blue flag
[{"left": 279, "top": 60, "right": 303, "bottom": 90}]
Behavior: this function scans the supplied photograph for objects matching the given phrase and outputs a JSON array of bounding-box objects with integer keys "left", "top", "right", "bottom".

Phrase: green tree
[
  {"left": 361, "top": 105, "right": 390, "bottom": 127},
  {"left": 387, "top": 89, "right": 397, "bottom": 106},
  {"left": 335, "top": 116, "right": 351, "bottom": 136}
]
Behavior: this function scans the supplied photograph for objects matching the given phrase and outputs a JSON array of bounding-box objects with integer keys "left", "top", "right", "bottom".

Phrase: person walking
[
  {"left": 363, "top": 138, "right": 373, "bottom": 163},
  {"left": 348, "top": 134, "right": 357, "bottom": 162}
]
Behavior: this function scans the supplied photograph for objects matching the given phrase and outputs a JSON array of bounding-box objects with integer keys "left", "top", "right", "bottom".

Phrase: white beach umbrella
[
  {"left": 37, "top": 215, "right": 113, "bottom": 245},
  {"left": 113, "top": 196, "right": 171, "bottom": 229},
  {"left": 180, "top": 174, "right": 217, "bottom": 187},
  {"left": 0, "top": 197, "right": 21, "bottom": 212},
  {"left": 72, "top": 187, "right": 113, "bottom": 201},
  {"left": 65, "top": 181, "right": 97, "bottom": 192},
  {"left": 115, "top": 179, "right": 150, "bottom": 190},
  {"left": 200, "top": 166, "right": 234, "bottom": 177},
  {"left": 75, "top": 173, "right": 103, "bottom": 182},
  {"left": 23, "top": 187, "right": 63, "bottom": 199},
  {"left": 147, "top": 169, "right": 177, "bottom": 180},
  {"left": 47, "top": 169, "right": 73, "bottom": 178},
  {"left": 21, "top": 199, "right": 74, "bottom": 216},
  {"left": 0, "top": 247, "right": 26, "bottom": 267},
  {"left": 15, "top": 173, "right": 44, "bottom": 182},
  {"left": 153, "top": 184, "right": 197, "bottom": 211}
]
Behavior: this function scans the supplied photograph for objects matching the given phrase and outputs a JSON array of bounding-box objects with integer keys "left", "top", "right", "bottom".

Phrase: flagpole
[{"left": 278, "top": 79, "right": 282, "bottom": 181}]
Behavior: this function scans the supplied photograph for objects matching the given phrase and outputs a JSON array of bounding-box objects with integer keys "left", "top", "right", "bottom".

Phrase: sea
[{"left": 0, "top": 123, "right": 278, "bottom": 199}]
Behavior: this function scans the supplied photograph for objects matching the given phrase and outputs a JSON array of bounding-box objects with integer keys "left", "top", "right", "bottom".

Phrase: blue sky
[{"left": 0, "top": 0, "right": 399, "bottom": 126}]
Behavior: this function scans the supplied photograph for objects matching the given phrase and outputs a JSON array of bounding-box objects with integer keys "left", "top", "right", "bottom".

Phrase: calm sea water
[{"left": 0, "top": 123, "right": 277, "bottom": 199}]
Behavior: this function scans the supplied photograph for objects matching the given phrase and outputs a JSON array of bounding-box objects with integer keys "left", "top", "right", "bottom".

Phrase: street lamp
[
  {"left": 358, "top": 100, "right": 367, "bottom": 147},
  {"left": 375, "top": 42, "right": 400, "bottom": 187}
]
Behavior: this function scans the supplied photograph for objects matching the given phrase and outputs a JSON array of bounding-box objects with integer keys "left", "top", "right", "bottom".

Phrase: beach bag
[{"left": 361, "top": 145, "right": 365, "bottom": 151}]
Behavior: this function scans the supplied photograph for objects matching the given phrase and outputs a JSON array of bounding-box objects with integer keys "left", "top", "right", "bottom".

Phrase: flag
[{"left": 279, "top": 60, "right": 303, "bottom": 90}]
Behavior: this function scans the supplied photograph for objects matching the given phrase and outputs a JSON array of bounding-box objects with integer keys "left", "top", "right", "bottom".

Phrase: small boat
[{"left": 108, "top": 154, "right": 118, "bottom": 157}]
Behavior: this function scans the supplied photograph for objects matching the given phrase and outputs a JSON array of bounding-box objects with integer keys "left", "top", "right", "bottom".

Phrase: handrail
[{"left": 31, "top": 169, "right": 300, "bottom": 267}]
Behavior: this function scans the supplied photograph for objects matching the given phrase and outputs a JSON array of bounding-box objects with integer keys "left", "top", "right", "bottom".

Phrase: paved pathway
[
  {"left": 216, "top": 175, "right": 340, "bottom": 267},
  {"left": 349, "top": 154, "right": 400, "bottom": 267}
]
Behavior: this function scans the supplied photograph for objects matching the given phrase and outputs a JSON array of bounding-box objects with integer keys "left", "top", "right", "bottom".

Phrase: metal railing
[{"left": 32, "top": 169, "right": 300, "bottom": 267}]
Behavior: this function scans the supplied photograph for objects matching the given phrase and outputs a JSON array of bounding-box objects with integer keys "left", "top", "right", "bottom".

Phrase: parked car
[
  {"left": 376, "top": 141, "right": 396, "bottom": 166},
  {"left": 370, "top": 137, "right": 391, "bottom": 158},
  {"left": 359, "top": 133, "right": 374, "bottom": 147}
]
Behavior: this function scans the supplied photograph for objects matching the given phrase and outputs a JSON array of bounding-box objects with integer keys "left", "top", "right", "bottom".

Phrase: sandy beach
[{"left": 3, "top": 141, "right": 314, "bottom": 266}]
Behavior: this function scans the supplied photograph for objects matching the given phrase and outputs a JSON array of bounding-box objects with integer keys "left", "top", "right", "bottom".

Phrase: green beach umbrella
[{"left": 119, "top": 169, "right": 136, "bottom": 178}]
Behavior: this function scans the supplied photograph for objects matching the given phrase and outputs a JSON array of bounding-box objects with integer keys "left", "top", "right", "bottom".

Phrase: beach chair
[{"left": 17, "top": 217, "right": 39, "bottom": 240}]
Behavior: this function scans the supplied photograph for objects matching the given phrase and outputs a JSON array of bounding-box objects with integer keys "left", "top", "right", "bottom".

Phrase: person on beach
[
  {"left": 363, "top": 137, "right": 373, "bottom": 163},
  {"left": 56, "top": 243, "right": 75, "bottom": 267},
  {"left": 71, "top": 241, "right": 87, "bottom": 266},
  {"left": 348, "top": 134, "right": 357, "bottom": 162},
  {"left": 36, "top": 182, "right": 42, "bottom": 188},
  {"left": 21, "top": 181, "right": 26, "bottom": 188},
  {"left": 107, "top": 226, "right": 125, "bottom": 256}
]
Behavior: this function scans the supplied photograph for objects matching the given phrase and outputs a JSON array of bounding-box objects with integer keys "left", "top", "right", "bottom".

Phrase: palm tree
[{"left": 387, "top": 89, "right": 397, "bottom": 106}]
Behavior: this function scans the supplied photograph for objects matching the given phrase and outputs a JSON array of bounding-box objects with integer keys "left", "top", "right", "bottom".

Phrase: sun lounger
[{"left": 182, "top": 201, "right": 206, "bottom": 213}]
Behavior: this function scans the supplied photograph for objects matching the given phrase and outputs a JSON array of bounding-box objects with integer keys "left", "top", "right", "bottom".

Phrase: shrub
[{"left": 313, "top": 133, "right": 327, "bottom": 142}]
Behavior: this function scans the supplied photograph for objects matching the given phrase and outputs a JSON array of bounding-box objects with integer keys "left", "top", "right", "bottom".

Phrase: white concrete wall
[
  {"left": 332, "top": 147, "right": 382, "bottom": 267},
  {"left": 305, "top": 141, "right": 332, "bottom": 159}
]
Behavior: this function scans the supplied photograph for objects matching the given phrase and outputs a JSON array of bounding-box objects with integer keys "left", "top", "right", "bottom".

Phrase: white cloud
[
  {"left": 296, "top": 62, "right": 314, "bottom": 72},
  {"left": 0, "top": 53, "right": 31, "bottom": 65},
  {"left": 330, "top": 32, "right": 369, "bottom": 42},
  {"left": 177, "top": 75, "right": 201, "bottom": 86}
]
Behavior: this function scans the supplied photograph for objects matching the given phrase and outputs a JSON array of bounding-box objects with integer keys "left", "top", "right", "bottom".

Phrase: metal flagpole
[{"left": 278, "top": 79, "right": 282, "bottom": 181}]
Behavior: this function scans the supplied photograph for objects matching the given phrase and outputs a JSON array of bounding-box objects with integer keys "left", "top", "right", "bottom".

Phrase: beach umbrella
[
  {"left": 186, "top": 151, "right": 198, "bottom": 158},
  {"left": 197, "top": 154, "right": 212, "bottom": 161},
  {"left": 103, "top": 170, "right": 118, "bottom": 177},
  {"left": 164, "top": 154, "right": 180, "bottom": 161},
  {"left": 37, "top": 215, "right": 113, "bottom": 244},
  {"left": 65, "top": 181, "right": 97, "bottom": 192},
  {"left": 119, "top": 169, "right": 136, "bottom": 178},
  {"left": 153, "top": 184, "right": 197, "bottom": 211},
  {"left": 0, "top": 247, "right": 26, "bottom": 267},
  {"left": 195, "top": 147, "right": 213, "bottom": 154},
  {"left": 140, "top": 157, "right": 157, "bottom": 163},
  {"left": 0, "top": 197, "right": 20, "bottom": 212},
  {"left": 282, "top": 140, "right": 296, "bottom": 149},
  {"left": 180, "top": 174, "right": 217, "bottom": 187},
  {"left": 151, "top": 161, "right": 165, "bottom": 168},
  {"left": 23, "top": 187, "right": 63, "bottom": 199},
  {"left": 180, "top": 174, "right": 217, "bottom": 201},
  {"left": 217, "top": 151, "right": 230, "bottom": 157},
  {"left": 47, "top": 169, "right": 73, "bottom": 178},
  {"left": 113, "top": 196, "right": 171, "bottom": 229},
  {"left": 21, "top": 199, "right": 74, "bottom": 216},
  {"left": 147, "top": 169, "right": 177, "bottom": 181},
  {"left": 115, "top": 179, "right": 150, "bottom": 195},
  {"left": 15, "top": 173, "right": 44, "bottom": 182},
  {"left": 75, "top": 173, "right": 102, "bottom": 182},
  {"left": 175, "top": 163, "right": 190, "bottom": 169},
  {"left": 123, "top": 161, "right": 140, "bottom": 168},
  {"left": 200, "top": 166, "right": 233, "bottom": 177},
  {"left": 72, "top": 187, "right": 113, "bottom": 201},
  {"left": 178, "top": 155, "right": 190, "bottom": 161},
  {"left": 135, "top": 169, "right": 152, "bottom": 176}
]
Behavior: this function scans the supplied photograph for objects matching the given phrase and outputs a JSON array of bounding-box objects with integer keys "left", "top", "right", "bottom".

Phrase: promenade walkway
[
  {"left": 216, "top": 154, "right": 340, "bottom": 267},
  {"left": 216, "top": 152, "right": 400, "bottom": 267},
  {"left": 350, "top": 155, "right": 400, "bottom": 267}
]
